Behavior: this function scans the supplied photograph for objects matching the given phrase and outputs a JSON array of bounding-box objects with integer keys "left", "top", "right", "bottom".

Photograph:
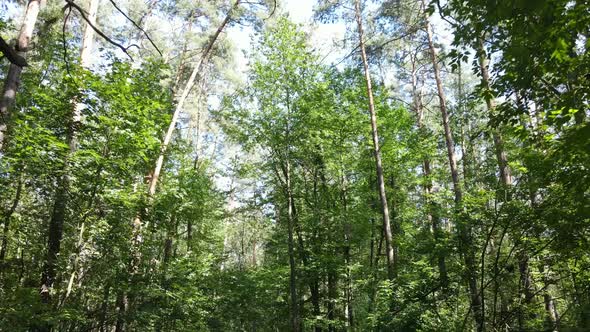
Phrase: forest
[{"left": 0, "top": 0, "right": 588, "bottom": 331}]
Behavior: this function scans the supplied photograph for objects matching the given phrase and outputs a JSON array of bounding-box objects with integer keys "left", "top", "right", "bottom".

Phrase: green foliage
[{"left": 0, "top": 0, "right": 588, "bottom": 331}]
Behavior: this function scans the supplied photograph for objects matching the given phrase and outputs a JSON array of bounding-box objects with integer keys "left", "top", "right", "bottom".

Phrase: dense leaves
[{"left": 0, "top": 0, "right": 588, "bottom": 331}]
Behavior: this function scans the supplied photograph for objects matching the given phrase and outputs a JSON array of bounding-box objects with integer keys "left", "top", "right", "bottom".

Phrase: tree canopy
[{"left": 0, "top": 0, "right": 588, "bottom": 331}]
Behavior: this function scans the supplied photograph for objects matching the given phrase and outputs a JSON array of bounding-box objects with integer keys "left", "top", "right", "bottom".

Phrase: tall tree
[
  {"left": 354, "top": 0, "right": 396, "bottom": 281},
  {"left": 421, "top": 0, "right": 483, "bottom": 329},
  {"left": 0, "top": 0, "right": 41, "bottom": 150},
  {"left": 40, "top": 0, "right": 100, "bottom": 309}
]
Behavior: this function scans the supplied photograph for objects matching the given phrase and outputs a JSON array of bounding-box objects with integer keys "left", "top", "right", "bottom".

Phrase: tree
[
  {"left": 0, "top": 0, "right": 41, "bottom": 150},
  {"left": 40, "top": 0, "right": 100, "bottom": 311},
  {"left": 354, "top": 0, "right": 397, "bottom": 282},
  {"left": 0, "top": 0, "right": 588, "bottom": 331},
  {"left": 421, "top": 0, "right": 484, "bottom": 329}
]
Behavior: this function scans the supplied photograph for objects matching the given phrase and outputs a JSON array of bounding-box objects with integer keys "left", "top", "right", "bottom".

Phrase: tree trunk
[
  {"left": 422, "top": 1, "right": 483, "bottom": 329},
  {"left": 146, "top": 0, "right": 240, "bottom": 197},
  {"left": 285, "top": 159, "right": 300, "bottom": 332},
  {"left": 478, "top": 34, "right": 539, "bottom": 329},
  {"left": 517, "top": 252, "right": 536, "bottom": 329},
  {"left": 476, "top": 36, "right": 512, "bottom": 190},
  {"left": 40, "top": 0, "right": 98, "bottom": 311},
  {"left": 99, "top": 283, "right": 110, "bottom": 332},
  {"left": 327, "top": 270, "right": 337, "bottom": 332},
  {"left": 115, "top": 4, "right": 241, "bottom": 326},
  {"left": 0, "top": 0, "right": 41, "bottom": 151},
  {"left": 540, "top": 263, "right": 559, "bottom": 331},
  {"left": 115, "top": 291, "right": 128, "bottom": 332},
  {"left": 155, "top": 214, "right": 176, "bottom": 332},
  {"left": 0, "top": 176, "right": 23, "bottom": 263},
  {"left": 62, "top": 164, "right": 102, "bottom": 306},
  {"left": 354, "top": 0, "right": 396, "bottom": 281},
  {"left": 340, "top": 172, "right": 354, "bottom": 328},
  {"left": 410, "top": 51, "right": 448, "bottom": 288}
]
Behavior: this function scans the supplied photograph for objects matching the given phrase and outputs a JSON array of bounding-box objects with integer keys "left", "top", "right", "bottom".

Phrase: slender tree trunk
[
  {"left": 327, "top": 270, "right": 337, "bottom": 332},
  {"left": 62, "top": 164, "right": 102, "bottom": 305},
  {"left": 286, "top": 166, "right": 319, "bottom": 330},
  {"left": 478, "top": 34, "right": 540, "bottom": 329},
  {"left": 369, "top": 226, "right": 384, "bottom": 315},
  {"left": 289, "top": 177, "right": 321, "bottom": 332},
  {"left": 457, "top": 63, "right": 474, "bottom": 188},
  {"left": 252, "top": 238, "right": 257, "bottom": 266},
  {"left": 477, "top": 36, "right": 512, "bottom": 190},
  {"left": 517, "top": 252, "right": 536, "bottom": 329},
  {"left": 115, "top": 291, "right": 128, "bottom": 332},
  {"left": 540, "top": 263, "right": 559, "bottom": 331},
  {"left": 146, "top": 0, "right": 240, "bottom": 197},
  {"left": 40, "top": 0, "right": 98, "bottom": 314},
  {"left": 410, "top": 52, "right": 448, "bottom": 288},
  {"left": 0, "top": 0, "right": 41, "bottom": 151},
  {"left": 422, "top": 1, "right": 483, "bottom": 329},
  {"left": 354, "top": 0, "right": 396, "bottom": 281},
  {"left": 340, "top": 172, "right": 353, "bottom": 328},
  {"left": 285, "top": 159, "right": 300, "bottom": 332},
  {"left": 116, "top": 5, "right": 241, "bottom": 326},
  {"left": 155, "top": 213, "right": 176, "bottom": 332},
  {"left": 0, "top": 176, "right": 23, "bottom": 263}
]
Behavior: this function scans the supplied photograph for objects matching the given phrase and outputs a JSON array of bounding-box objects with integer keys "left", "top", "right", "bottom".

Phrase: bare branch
[
  {"left": 107, "top": 0, "right": 163, "bottom": 56},
  {"left": 64, "top": 0, "right": 134, "bottom": 60},
  {"left": 265, "top": 0, "right": 277, "bottom": 19}
]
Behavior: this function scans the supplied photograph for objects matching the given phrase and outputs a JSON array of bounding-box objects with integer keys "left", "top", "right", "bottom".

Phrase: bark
[
  {"left": 422, "top": 1, "right": 482, "bottom": 329},
  {"left": 40, "top": 179, "right": 67, "bottom": 303},
  {"left": 251, "top": 238, "right": 257, "bottom": 266},
  {"left": 517, "top": 252, "right": 536, "bottom": 329},
  {"left": 281, "top": 165, "right": 319, "bottom": 331},
  {"left": 0, "top": 0, "right": 41, "bottom": 150},
  {"left": 354, "top": 0, "right": 396, "bottom": 281},
  {"left": 478, "top": 35, "right": 539, "bottom": 329},
  {"left": 187, "top": 218, "right": 193, "bottom": 250},
  {"left": 457, "top": 63, "right": 474, "bottom": 188},
  {"left": 368, "top": 226, "right": 384, "bottom": 314},
  {"left": 155, "top": 214, "right": 176, "bottom": 332},
  {"left": 40, "top": 0, "right": 98, "bottom": 319},
  {"left": 117, "top": 4, "right": 240, "bottom": 326}
]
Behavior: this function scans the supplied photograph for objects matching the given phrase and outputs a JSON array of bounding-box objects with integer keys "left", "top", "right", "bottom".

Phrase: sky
[
  {"left": 284, "top": 0, "right": 315, "bottom": 22},
  {"left": 227, "top": 0, "right": 348, "bottom": 75},
  {"left": 228, "top": 0, "right": 452, "bottom": 83}
]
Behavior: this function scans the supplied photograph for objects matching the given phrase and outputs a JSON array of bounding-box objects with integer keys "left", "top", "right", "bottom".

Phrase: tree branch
[
  {"left": 107, "top": 0, "right": 162, "bottom": 56},
  {"left": 0, "top": 36, "right": 28, "bottom": 67},
  {"left": 64, "top": 0, "right": 134, "bottom": 60}
]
